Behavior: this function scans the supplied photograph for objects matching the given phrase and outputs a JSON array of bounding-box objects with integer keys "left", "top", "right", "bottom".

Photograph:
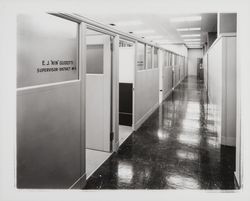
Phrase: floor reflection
[
  {"left": 176, "top": 150, "right": 198, "bottom": 161},
  {"left": 84, "top": 76, "right": 236, "bottom": 190},
  {"left": 178, "top": 134, "right": 201, "bottom": 146},
  {"left": 166, "top": 174, "right": 200, "bottom": 189},
  {"left": 157, "top": 130, "right": 169, "bottom": 141},
  {"left": 118, "top": 161, "right": 133, "bottom": 184}
]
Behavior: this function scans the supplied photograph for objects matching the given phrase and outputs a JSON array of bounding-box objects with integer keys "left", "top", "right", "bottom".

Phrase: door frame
[{"left": 113, "top": 38, "right": 136, "bottom": 151}]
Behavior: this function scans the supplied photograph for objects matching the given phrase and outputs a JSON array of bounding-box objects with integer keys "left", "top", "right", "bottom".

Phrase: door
[
  {"left": 197, "top": 58, "right": 203, "bottom": 80},
  {"left": 159, "top": 50, "right": 163, "bottom": 103},
  {"left": 86, "top": 33, "right": 112, "bottom": 152}
]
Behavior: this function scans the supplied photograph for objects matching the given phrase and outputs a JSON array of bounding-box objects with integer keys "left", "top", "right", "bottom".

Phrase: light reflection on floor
[
  {"left": 178, "top": 134, "right": 201, "bottom": 146},
  {"left": 157, "top": 130, "right": 169, "bottom": 141},
  {"left": 118, "top": 161, "right": 133, "bottom": 184},
  {"left": 182, "top": 119, "right": 200, "bottom": 129},
  {"left": 186, "top": 102, "right": 200, "bottom": 113},
  {"left": 166, "top": 174, "right": 200, "bottom": 189},
  {"left": 176, "top": 149, "right": 198, "bottom": 160}
]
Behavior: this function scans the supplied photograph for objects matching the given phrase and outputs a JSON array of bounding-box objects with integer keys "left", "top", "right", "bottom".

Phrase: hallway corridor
[{"left": 84, "top": 76, "right": 236, "bottom": 189}]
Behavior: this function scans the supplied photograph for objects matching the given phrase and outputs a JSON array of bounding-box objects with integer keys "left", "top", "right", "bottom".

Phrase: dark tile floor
[{"left": 84, "top": 76, "right": 236, "bottom": 190}]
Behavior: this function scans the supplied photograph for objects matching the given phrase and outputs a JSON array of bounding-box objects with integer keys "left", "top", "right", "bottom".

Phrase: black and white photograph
[{"left": 0, "top": 0, "right": 250, "bottom": 201}]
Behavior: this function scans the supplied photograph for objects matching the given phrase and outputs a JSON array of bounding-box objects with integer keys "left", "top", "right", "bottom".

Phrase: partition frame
[{"left": 16, "top": 14, "right": 87, "bottom": 189}]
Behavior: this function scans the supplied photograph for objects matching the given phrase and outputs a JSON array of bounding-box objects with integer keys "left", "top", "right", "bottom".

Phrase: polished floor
[
  {"left": 119, "top": 125, "right": 133, "bottom": 145},
  {"left": 86, "top": 149, "right": 111, "bottom": 179},
  {"left": 84, "top": 76, "right": 236, "bottom": 189}
]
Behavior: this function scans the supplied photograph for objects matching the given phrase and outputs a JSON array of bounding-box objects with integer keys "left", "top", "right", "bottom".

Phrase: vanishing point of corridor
[{"left": 85, "top": 76, "right": 236, "bottom": 189}]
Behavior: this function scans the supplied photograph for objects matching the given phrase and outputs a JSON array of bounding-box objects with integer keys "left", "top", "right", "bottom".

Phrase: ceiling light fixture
[
  {"left": 181, "top": 34, "right": 201, "bottom": 37},
  {"left": 170, "top": 16, "right": 202, "bottom": 22},
  {"left": 177, "top": 27, "right": 201, "bottom": 31},
  {"left": 114, "top": 20, "right": 143, "bottom": 26}
]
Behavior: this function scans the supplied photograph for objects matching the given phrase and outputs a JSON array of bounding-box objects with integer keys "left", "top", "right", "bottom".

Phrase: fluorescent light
[
  {"left": 184, "top": 38, "right": 201, "bottom": 42},
  {"left": 170, "top": 16, "right": 202, "bottom": 22},
  {"left": 145, "top": 35, "right": 164, "bottom": 39},
  {"left": 133, "top": 29, "right": 155, "bottom": 34},
  {"left": 177, "top": 27, "right": 201, "bottom": 31},
  {"left": 181, "top": 34, "right": 201, "bottom": 37},
  {"left": 115, "top": 20, "right": 143, "bottom": 26}
]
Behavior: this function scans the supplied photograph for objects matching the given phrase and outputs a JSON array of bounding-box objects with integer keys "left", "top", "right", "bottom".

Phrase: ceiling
[{"left": 79, "top": 13, "right": 217, "bottom": 49}]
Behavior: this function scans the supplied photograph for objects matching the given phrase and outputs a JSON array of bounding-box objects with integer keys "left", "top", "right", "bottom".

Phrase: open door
[
  {"left": 86, "top": 31, "right": 112, "bottom": 152},
  {"left": 118, "top": 39, "right": 135, "bottom": 145}
]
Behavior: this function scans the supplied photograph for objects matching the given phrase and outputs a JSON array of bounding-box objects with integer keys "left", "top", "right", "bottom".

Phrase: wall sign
[
  {"left": 37, "top": 60, "right": 76, "bottom": 73},
  {"left": 17, "top": 14, "right": 78, "bottom": 88}
]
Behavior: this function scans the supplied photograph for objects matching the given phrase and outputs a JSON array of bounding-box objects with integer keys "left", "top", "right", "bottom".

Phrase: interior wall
[
  {"left": 208, "top": 32, "right": 217, "bottom": 48},
  {"left": 159, "top": 50, "right": 172, "bottom": 102},
  {"left": 162, "top": 66, "right": 172, "bottom": 98},
  {"left": 203, "top": 53, "right": 208, "bottom": 90},
  {"left": 119, "top": 47, "right": 134, "bottom": 83},
  {"left": 134, "top": 68, "right": 159, "bottom": 130},
  {"left": 16, "top": 14, "right": 85, "bottom": 189},
  {"left": 219, "top": 13, "right": 237, "bottom": 34},
  {"left": 206, "top": 35, "right": 236, "bottom": 147},
  {"left": 187, "top": 48, "right": 203, "bottom": 76}
]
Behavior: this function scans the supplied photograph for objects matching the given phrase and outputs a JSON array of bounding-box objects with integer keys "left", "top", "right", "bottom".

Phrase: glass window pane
[
  {"left": 165, "top": 52, "right": 168, "bottom": 66},
  {"left": 167, "top": 52, "right": 170, "bottom": 66},
  {"left": 154, "top": 48, "right": 158, "bottom": 68},
  {"left": 146, "top": 45, "right": 152, "bottom": 69},
  {"left": 17, "top": 14, "right": 79, "bottom": 88},
  {"left": 86, "top": 44, "right": 104, "bottom": 74},
  {"left": 137, "top": 42, "right": 145, "bottom": 70}
]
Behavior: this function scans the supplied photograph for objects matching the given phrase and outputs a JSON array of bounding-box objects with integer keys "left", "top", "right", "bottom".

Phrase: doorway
[
  {"left": 118, "top": 39, "right": 135, "bottom": 145},
  {"left": 85, "top": 28, "right": 113, "bottom": 179}
]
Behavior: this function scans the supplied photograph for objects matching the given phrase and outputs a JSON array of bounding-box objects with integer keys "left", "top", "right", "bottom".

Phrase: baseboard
[
  {"left": 134, "top": 102, "right": 159, "bottom": 131},
  {"left": 221, "top": 136, "right": 236, "bottom": 146},
  {"left": 70, "top": 173, "right": 86, "bottom": 189},
  {"left": 173, "top": 80, "right": 181, "bottom": 90},
  {"left": 113, "top": 139, "right": 120, "bottom": 152},
  {"left": 163, "top": 89, "right": 172, "bottom": 100},
  {"left": 234, "top": 172, "right": 240, "bottom": 189}
]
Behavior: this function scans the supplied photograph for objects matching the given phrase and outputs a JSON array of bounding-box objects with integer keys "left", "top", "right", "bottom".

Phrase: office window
[
  {"left": 137, "top": 42, "right": 146, "bottom": 70},
  {"left": 153, "top": 48, "right": 158, "bottom": 68},
  {"left": 146, "top": 45, "right": 152, "bottom": 69},
  {"left": 119, "top": 40, "right": 133, "bottom": 47},
  {"left": 17, "top": 14, "right": 79, "bottom": 88},
  {"left": 86, "top": 45, "right": 104, "bottom": 74},
  {"left": 168, "top": 53, "right": 171, "bottom": 66},
  {"left": 172, "top": 54, "right": 175, "bottom": 66},
  {"left": 165, "top": 52, "right": 169, "bottom": 66},
  {"left": 169, "top": 53, "right": 172, "bottom": 66}
]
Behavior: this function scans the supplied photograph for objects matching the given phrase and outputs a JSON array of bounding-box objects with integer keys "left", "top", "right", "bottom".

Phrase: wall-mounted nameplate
[{"left": 17, "top": 14, "right": 79, "bottom": 88}]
